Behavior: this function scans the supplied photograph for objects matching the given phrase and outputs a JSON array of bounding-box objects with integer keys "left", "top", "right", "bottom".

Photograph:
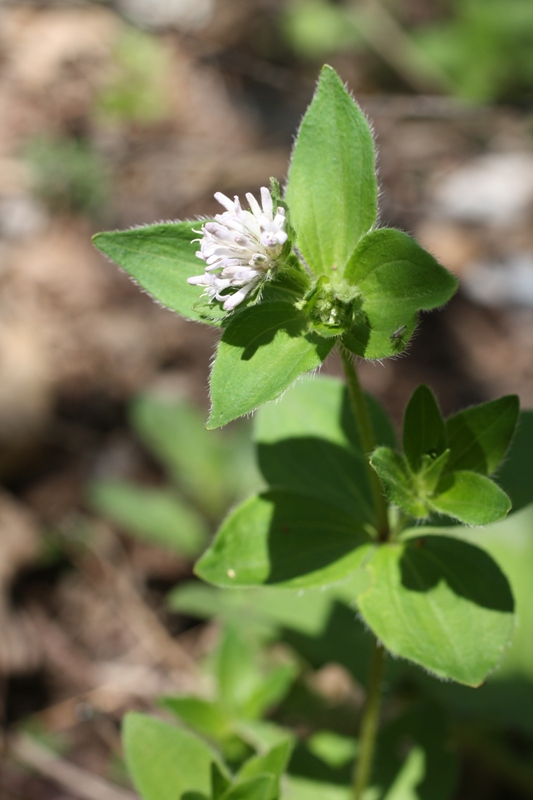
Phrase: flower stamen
[{"left": 187, "top": 187, "right": 287, "bottom": 311}]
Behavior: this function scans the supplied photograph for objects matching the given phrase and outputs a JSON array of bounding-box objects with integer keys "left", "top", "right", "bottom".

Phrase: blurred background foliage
[
  {"left": 1, "top": 1, "right": 533, "bottom": 799},
  {"left": 283, "top": 0, "right": 533, "bottom": 102}
]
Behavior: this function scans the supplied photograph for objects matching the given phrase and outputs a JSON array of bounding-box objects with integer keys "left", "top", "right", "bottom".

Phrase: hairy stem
[
  {"left": 340, "top": 348, "right": 389, "bottom": 800},
  {"left": 353, "top": 639, "right": 385, "bottom": 800},
  {"left": 340, "top": 347, "right": 389, "bottom": 539}
]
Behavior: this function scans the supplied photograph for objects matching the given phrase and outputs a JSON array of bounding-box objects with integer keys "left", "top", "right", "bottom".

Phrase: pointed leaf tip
[
  {"left": 93, "top": 222, "right": 222, "bottom": 326},
  {"left": 286, "top": 65, "right": 377, "bottom": 278}
]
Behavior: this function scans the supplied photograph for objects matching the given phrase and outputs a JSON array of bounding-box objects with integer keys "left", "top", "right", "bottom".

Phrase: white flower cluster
[{"left": 188, "top": 187, "right": 288, "bottom": 311}]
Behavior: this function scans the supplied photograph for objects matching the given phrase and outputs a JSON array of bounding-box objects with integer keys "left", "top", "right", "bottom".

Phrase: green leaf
[
  {"left": 497, "top": 410, "right": 533, "bottom": 513},
  {"left": 88, "top": 481, "right": 207, "bottom": 556},
  {"left": 431, "top": 471, "right": 511, "bottom": 525},
  {"left": 370, "top": 448, "right": 427, "bottom": 518},
  {"left": 255, "top": 375, "right": 396, "bottom": 451},
  {"left": 167, "top": 580, "right": 343, "bottom": 641},
  {"left": 235, "top": 721, "right": 295, "bottom": 754},
  {"left": 166, "top": 582, "right": 269, "bottom": 630},
  {"left": 343, "top": 229, "right": 458, "bottom": 359},
  {"left": 419, "top": 507, "right": 533, "bottom": 734},
  {"left": 242, "top": 663, "right": 296, "bottom": 721},
  {"left": 238, "top": 741, "right": 293, "bottom": 800},
  {"left": 212, "top": 763, "right": 232, "bottom": 800},
  {"left": 459, "top": 505, "right": 533, "bottom": 678},
  {"left": 420, "top": 449, "right": 451, "bottom": 493},
  {"left": 160, "top": 697, "right": 232, "bottom": 742},
  {"left": 221, "top": 776, "right": 275, "bottom": 800},
  {"left": 403, "top": 385, "right": 447, "bottom": 471},
  {"left": 93, "top": 223, "right": 220, "bottom": 325},
  {"left": 181, "top": 794, "right": 209, "bottom": 800},
  {"left": 255, "top": 375, "right": 395, "bottom": 522},
  {"left": 216, "top": 625, "right": 262, "bottom": 713},
  {"left": 208, "top": 303, "right": 334, "bottom": 429},
  {"left": 446, "top": 395, "right": 520, "bottom": 475},
  {"left": 195, "top": 491, "right": 374, "bottom": 589},
  {"left": 355, "top": 535, "right": 515, "bottom": 685},
  {"left": 123, "top": 712, "right": 225, "bottom": 800},
  {"left": 131, "top": 393, "right": 255, "bottom": 518},
  {"left": 258, "top": 429, "right": 373, "bottom": 523},
  {"left": 285, "top": 65, "right": 377, "bottom": 277},
  {"left": 284, "top": 776, "right": 350, "bottom": 800},
  {"left": 307, "top": 732, "right": 356, "bottom": 768}
]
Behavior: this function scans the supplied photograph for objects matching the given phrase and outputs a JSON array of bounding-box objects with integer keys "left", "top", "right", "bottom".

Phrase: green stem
[
  {"left": 340, "top": 348, "right": 389, "bottom": 800},
  {"left": 340, "top": 347, "right": 389, "bottom": 539},
  {"left": 353, "top": 639, "right": 385, "bottom": 800}
]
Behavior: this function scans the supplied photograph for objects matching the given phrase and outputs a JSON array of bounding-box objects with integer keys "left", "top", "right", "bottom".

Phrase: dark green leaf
[
  {"left": 93, "top": 223, "right": 220, "bottom": 325},
  {"left": 431, "top": 471, "right": 511, "bottom": 525},
  {"left": 221, "top": 776, "right": 275, "bottom": 800},
  {"left": 195, "top": 491, "right": 374, "bottom": 589},
  {"left": 355, "top": 535, "right": 515, "bottom": 685},
  {"left": 497, "top": 410, "right": 533, "bottom": 513},
  {"left": 343, "top": 229, "right": 458, "bottom": 358},
  {"left": 123, "top": 712, "right": 225, "bottom": 800},
  {"left": 403, "top": 384, "right": 447, "bottom": 471},
  {"left": 446, "top": 395, "right": 520, "bottom": 475},
  {"left": 370, "top": 447, "right": 427, "bottom": 518},
  {"left": 88, "top": 481, "right": 207, "bottom": 556},
  {"left": 255, "top": 375, "right": 395, "bottom": 523},
  {"left": 285, "top": 65, "right": 377, "bottom": 277},
  {"left": 212, "top": 763, "right": 232, "bottom": 800},
  {"left": 208, "top": 303, "right": 334, "bottom": 428}
]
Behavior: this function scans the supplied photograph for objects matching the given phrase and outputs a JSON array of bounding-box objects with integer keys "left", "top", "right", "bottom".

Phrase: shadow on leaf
[
  {"left": 262, "top": 491, "right": 371, "bottom": 585},
  {"left": 221, "top": 302, "right": 329, "bottom": 361},
  {"left": 399, "top": 536, "right": 514, "bottom": 613},
  {"left": 258, "top": 438, "right": 373, "bottom": 523}
]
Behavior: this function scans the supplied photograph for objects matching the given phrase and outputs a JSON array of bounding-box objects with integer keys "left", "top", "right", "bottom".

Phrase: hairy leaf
[
  {"left": 285, "top": 65, "right": 377, "bottom": 277},
  {"left": 355, "top": 535, "right": 515, "bottom": 685}
]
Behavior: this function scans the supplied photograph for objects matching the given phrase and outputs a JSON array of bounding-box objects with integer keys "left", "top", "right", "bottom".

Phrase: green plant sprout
[
  {"left": 89, "top": 392, "right": 261, "bottom": 557},
  {"left": 94, "top": 65, "right": 533, "bottom": 800},
  {"left": 25, "top": 136, "right": 108, "bottom": 219},
  {"left": 95, "top": 27, "right": 172, "bottom": 124}
]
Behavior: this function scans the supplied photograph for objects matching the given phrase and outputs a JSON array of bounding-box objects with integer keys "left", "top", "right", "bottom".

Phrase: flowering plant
[
  {"left": 188, "top": 188, "right": 288, "bottom": 311},
  {"left": 94, "top": 66, "right": 531, "bottom": 800}
]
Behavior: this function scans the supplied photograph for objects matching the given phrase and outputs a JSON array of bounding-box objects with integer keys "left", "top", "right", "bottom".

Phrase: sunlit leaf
[
  {"left": 355, "top": 535, "right": 515, "bottom": 685},
  {"left": 285, "top": 65, "right": 377, "bottom": 277}
]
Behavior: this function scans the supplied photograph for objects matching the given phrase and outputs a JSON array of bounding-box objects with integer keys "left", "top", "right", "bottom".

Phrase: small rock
[
  {"left": 117, "top": 0, "right": 214, "bottom": 30},
  {"left": 0, "top": 194, "right": 48, "bottom": 241},
  {"left": 461, "top": 252, "right": 533, "bottom": 307},
  {"left": 432, "top": 153, "right": 533, "bottom": 225}
]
